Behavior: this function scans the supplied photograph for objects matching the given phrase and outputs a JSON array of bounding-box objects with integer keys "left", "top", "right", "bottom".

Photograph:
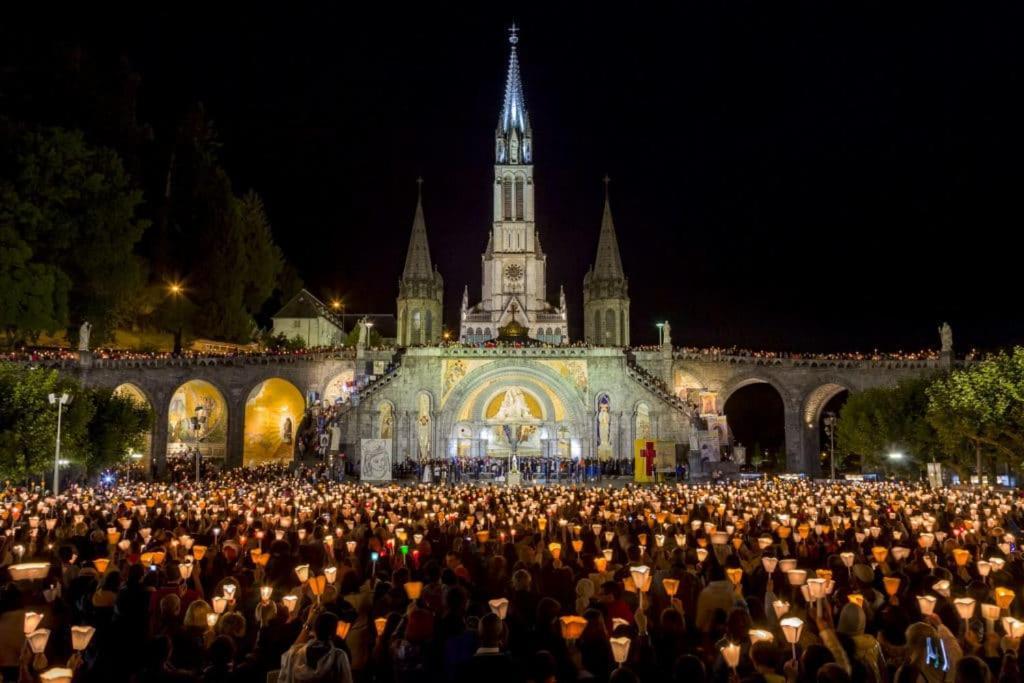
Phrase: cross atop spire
[{"left": 496, "top": 25, "right": 531, "bottom": 164}]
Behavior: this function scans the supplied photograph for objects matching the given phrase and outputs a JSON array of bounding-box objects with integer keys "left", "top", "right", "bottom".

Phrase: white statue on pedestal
[
  {"left": 939, "top": 322, "right": 953, "bottom": 354},
  {"left": 78, "top": 321, "right": 92, "bottom": 352},
  {"left": 662, "top": 321, "right": 672, "bottom": 347}
]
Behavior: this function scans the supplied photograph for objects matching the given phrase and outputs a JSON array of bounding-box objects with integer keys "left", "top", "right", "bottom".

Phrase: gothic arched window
[
  {"left": 514, "top": 177, "right": 524, "bottom": 220},
  {"left": 605, "top": 309, "right": 617, "bottom": 343},
  {"left": 502, "top": 177, "right": 513, "bottom": 220}
]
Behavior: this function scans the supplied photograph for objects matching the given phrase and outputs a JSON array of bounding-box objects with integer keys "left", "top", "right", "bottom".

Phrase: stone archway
[
  {"left": 243, "top": 378, "right": 305, "bottom": 466},
  {"left": 802, "top": 381, "right": 852, "bottom": 476},
  {"left": 113, "top": 383, "right": 154, "bottom": 473},
  {"left": 167, "top": 379, "right": 229, "bottom": 465},
  {"left": 439, "top": 360, "right": 590, "bottom": 460}
]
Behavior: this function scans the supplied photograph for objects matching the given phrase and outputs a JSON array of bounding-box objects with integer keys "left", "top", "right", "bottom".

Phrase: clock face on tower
[{"left": 504, "top": 263, "right": 524, "bottom": 282}]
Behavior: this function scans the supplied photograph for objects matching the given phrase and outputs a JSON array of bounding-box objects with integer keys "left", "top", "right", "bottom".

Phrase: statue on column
[
  {"left": 939, "top": 322, "right": 953, "bottom": 354},
  {"left": 356, "top": 317, "right": 369, "bottom": 349},
  {"left": 78, "top": 321, "right": 92, "bottom": 352},
  {"left": 662, "top": 321, "right": 672, "bottom": 347}
]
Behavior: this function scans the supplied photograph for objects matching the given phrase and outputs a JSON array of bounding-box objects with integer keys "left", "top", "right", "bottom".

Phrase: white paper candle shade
[
  {"left": 977, "top": 561, "right": 992, "bottom": 577},
  {"left": 282, "top": 595, "right": 298, "bottom": 613},
  {"left": 212, "top": 597, "right": 228, "bottom": 614},
  {"left": 39, "top": 668, "right": 73, "bottom": 683},
  {"left": 762, "top": 557, "right": 778, "bottom": 574},
  {"left": 840, "top": 552, "right": 855, "bottom": 568},
  {"left": 610, "top": 636, "right": 631, "bottom": 664},
  {"left": 629, "top": 566, "right": 652, "bottom": 593},
  {"left": 489, "top": 598, "right": 509, "bottom": 620},
  {"left": 954, "top": 597, "right": 977, "bottom": 621},
  {"left": 917, "top": 595, "right": 937, "bottom": 616},
  {"left": 1002, "top": 617, "right": 1024, "bottom": 639},
  {"left": 787, "top": 569, "right": 808, "bottom": 586},
  {"left": 27, "top": 628, "right": 50, "bottom": 654},
  {"left": 23, "top": 612, "right": 43, "bottom": 635},
  {"left": 780, "top": 617, "right": 804, "bottom": 644},
  {"left": 294, "top": 564, "right": 310, "bottom": 583},
  {"left": 71, "top": 625, "right": 95, "bottom": 651},
  {"left": 778, "top": 559, "right": 797, "bottom": 574},
  {"left": 324, "top": 567, "right": 337, "bottom": 584},
  {"left": 721, "top": 642, "right": 742, "bottom": 669},
  {"left": 9, "top": 563, "right": 50, "bottom": 581},
  {"left": 749, "top": 629, "right": 774, "bottom": 644},
  {"left": 933, "top": 580, "right": 951, "bottom": 598},
  {"left": 773, "top": 600, "right": 790, "bottom": 619}
]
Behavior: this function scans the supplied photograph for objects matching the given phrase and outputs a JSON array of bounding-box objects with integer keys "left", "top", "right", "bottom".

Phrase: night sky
[{"left": 4, "top": 4, "right": 1023, "bottom": 351}]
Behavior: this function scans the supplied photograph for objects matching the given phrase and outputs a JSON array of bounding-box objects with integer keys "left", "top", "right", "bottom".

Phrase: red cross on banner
[
  {"left": 641, "top": 442, "right": 657, "bottom": 477},
  {"left": 634, "top": 439, "right": 674, "bottom": 483}
]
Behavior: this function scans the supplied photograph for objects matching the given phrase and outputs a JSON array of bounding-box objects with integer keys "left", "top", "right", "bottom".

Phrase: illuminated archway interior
[
  {"left": 323, "top": 370, "right": 355, "bottom": 404},
  {"left": 244, "top": 378, "right": 305, "bottom": 466},
  {"left": 113, "top": 383, "right": 153, "bottom": 469},
  {"left": 168, "top": 380, "right": 227, "bottom": 460},
  {"left": 448, "top": 373, "right": 580, "bottom": 458}
]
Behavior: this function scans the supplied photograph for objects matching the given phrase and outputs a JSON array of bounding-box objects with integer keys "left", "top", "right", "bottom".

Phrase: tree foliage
[
  {"left": 0, "top": 364, "right": 152, "bottom": 481},
  {"left": 0, "top": 124, "right": 148, "bottom": 344},
  {"left": 927, "top": 348, "right": 1024, "bottom": 468},
  {"left": 151, "top": 105, "right": 285, "bottom": 343},
  {"left": 836, "top": 377, "right": 942, "bottom": 470}
]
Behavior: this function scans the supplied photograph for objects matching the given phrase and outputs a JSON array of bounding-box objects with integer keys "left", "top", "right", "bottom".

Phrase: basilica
[{"left": 341, "top": 29, "right": 693, "bottom": 476}]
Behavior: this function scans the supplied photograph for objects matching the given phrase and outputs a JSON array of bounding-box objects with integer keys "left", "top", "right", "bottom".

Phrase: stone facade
[{"left": 29, "top": 347, "right": 954, "bottom": 477}]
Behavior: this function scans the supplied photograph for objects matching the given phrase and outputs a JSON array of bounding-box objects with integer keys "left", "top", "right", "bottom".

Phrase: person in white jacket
[{"left": 279, "top": 608, "right": 353, "bottom": 683}]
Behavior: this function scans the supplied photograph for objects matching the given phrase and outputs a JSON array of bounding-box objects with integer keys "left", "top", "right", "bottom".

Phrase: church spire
[
  {"left": 496, "top": 24, "right": 531, "bottom": 164},
  {"left": 397, "top": 177, "right": 443, "bottom": 347},
  {"left": 583, "top": 175, "right": 630, "bottom": 346},
  {"left": 593, "top": 175, "right": 625, "bottom": 281},
  {"left": 402, "top": 177, "right": 433, "bottom": 281}
]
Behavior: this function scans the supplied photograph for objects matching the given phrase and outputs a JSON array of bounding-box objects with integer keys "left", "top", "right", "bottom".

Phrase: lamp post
[
  {"left": 656, "top": 323, "right": 664, "bottom": 346},
  {"left": 823, "top": 412, "right": 837, "bottom": 480},
  {"left": 48, "top": 393, "right": 72, "bottom": 495},
  {"left": 168, "top": 283, "right": 184, "bottom": 355},
  {"left": 190, "top": 406, "right": 207, "bottom": 483}
]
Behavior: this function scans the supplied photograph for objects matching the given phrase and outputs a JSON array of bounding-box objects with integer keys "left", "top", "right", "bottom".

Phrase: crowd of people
[
  {"left": 1, "top": 346, "right": 356, "bottom": 365},
  {"left": 674, "top": 348, "right": 946, "bottom": 363},
  {"left": 2, "top": 471, "right": 1023, "bottom": 683},
  {"left": 3, "top": 343, "right": 984, "bottom": 368}
]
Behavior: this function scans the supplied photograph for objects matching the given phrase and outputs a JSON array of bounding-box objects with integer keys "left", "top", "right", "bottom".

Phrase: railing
[
  {"left": 624, "top": 356, "right": 689, "bottom": 413},
  {"left": 671, "top": 351, "right": 947, "bottom": 370},
  {"left": 3, "top": 349, "right": 358, "bottom": 370}
]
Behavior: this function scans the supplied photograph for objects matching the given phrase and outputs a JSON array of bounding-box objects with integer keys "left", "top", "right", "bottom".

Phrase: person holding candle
[{"left": 279, "top": 610, "right": 353, "bottom": 683}]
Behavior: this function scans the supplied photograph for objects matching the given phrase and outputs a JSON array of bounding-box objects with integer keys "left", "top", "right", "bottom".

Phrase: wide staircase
[{"left": 624, "top": 352, "right": 690, "bottom": 414}]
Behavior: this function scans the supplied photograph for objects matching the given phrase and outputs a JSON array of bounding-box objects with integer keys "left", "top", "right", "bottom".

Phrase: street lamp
[
  {"left": 48, "top": 393, "right": 72, "bottom": 495},
  {"left": 823, "top": 412, "right": 837, "bottom": 480},
  {"left": 167, "top": 282, "right": 185, "bottom": 355},
  {"left": 888, "top": 452, "right": 904, "bottom": 461},
  {"left": 190, "top": 406, "right": 207, "bottom": 483},
  {"left": 656, "top": 322, "right": 665, "bottom": 346}
]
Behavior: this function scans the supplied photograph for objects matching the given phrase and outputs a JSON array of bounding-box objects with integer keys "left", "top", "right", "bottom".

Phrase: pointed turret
[
  {"left": 402, "top": 178, "right": 434, "bottom": 281},
  {"left": 584, "top": 176, "right": 630, "bottom": 346},
  {"left": 396, "top": 178, "right": 443, "bottom": 346},
  {"left": 592, "top": 177, "right": 625, "bottom": 281}
]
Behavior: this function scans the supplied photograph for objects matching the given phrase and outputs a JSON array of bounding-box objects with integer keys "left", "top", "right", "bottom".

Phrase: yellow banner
[{"left": 634, "top": 440, "right": 675, "bottom": 483}]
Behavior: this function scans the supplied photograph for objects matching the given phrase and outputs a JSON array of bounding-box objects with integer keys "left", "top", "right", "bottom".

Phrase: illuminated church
[
  {"left": 342, "top": 27, "right": 695, "bottom": 472},
  {"left": 397, "top": 27, "right": 629, "bottom": 348}
]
